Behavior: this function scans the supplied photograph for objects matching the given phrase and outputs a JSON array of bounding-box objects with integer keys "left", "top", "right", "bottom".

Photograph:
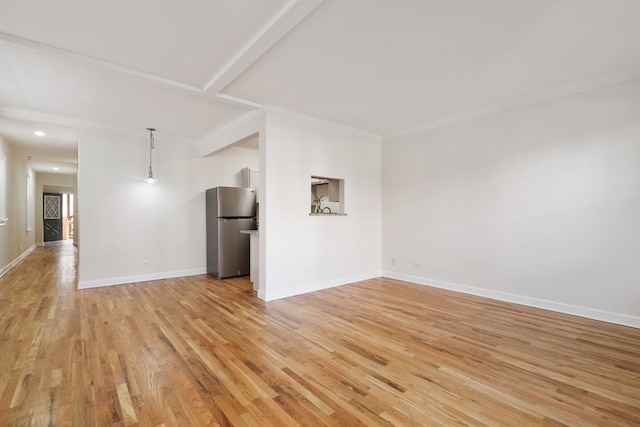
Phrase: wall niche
[{"left": 310, "top": 176, "right": 346, "bottom": 215}]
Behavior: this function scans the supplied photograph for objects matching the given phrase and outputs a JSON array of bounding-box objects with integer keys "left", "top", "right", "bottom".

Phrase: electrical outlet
[
  {"left": 413, "top": 261, "right": 421, "bottom": 268},
  {"left": 390, "top": 257, "right": 396, "bottom": 266},
  {"left": 141, "top": 259, "right": 150, "bottom": 266}
]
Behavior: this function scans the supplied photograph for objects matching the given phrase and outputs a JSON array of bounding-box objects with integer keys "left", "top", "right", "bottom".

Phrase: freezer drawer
[{"left": 208, "top": 218, "right": 255, "bottom": 279}]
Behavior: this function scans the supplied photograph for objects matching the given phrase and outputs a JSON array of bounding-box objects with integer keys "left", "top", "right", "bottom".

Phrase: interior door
[{"left": 43, "top": 193, "right": 63, "bottom": 242}]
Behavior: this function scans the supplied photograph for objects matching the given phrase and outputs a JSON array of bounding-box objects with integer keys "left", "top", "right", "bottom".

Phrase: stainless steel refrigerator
[{"left": 206, "top": 187, "right": 256, "bottom": 279}]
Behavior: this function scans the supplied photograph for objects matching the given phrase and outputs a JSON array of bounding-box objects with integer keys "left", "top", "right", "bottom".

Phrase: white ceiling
[
  {"left": 0, "top": 117, "right": 78, "bottom": 174},
  {"left": 1, "top": 0, "right": 640, "bottom": 173}
]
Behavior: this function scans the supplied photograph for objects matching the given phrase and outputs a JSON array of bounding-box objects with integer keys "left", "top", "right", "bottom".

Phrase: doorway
[
  {"left": 62, "top": 193, "right": 74, "bottom": 240},
  {"left": 43, "top": 192, "right": 74, "bottom": 242},
  {"left": 43, "top": 193, "right": 62, "bottom": 242}
]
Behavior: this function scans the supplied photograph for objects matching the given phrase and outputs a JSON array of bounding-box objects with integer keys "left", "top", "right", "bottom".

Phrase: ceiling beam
[
  {"left": 198, "top": 110, "right": 266, "bottom": 157},
  {"left": 0, "top": 0, "right": 324, "bottom": 110},
  {"left": 203, "top": 0, "right": 325, "bottom": 95}
]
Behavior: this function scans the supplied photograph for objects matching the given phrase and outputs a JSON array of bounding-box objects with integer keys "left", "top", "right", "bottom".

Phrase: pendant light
[{"left": 144, "top": 127, "right": 157, "bottom": 184}]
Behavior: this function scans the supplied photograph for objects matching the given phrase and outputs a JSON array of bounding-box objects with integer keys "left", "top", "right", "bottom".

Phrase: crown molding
[
  {"left": 215, "top": 93, "right": 263, "bottom": 109},
  {"left": 0, "top": 32, "right": 203, "bottom": 94},
  {"left": 0, "top": 105, "right": 103, "bottom": 129},
  {"left": 384, "top": 65, "right": 640, "bottom": 141},
  {"left": 263, "top": 104, "right": 381, "bottom": 141},
  {"left": 0, "top": 106, "right": 197, "bottom": 141},
  {"left": 201, "top": 109, "right": 266, "bottom": 141}
]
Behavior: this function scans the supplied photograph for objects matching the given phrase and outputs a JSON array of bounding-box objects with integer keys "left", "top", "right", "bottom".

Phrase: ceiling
[
  {"left": 0, "top": 117, "right": 78, "bottom": 173},
  {"left": 1, "top": 0, "right": 640, "bottom": 173}
]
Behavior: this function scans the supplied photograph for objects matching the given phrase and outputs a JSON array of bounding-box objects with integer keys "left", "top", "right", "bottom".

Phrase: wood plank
[{"left": 1, "top": 240, "right": 639, "bottom": 425}]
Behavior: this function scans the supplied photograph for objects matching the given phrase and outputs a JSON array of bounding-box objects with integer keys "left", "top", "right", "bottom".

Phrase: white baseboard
[
  {"left": 78, "top": 268, "right": 207, "bottom": 289},
  {"left": 261, "top": 271, "right": 382, "bottom": 302},
  {"left": 383, "top": 271, "right": 640, "bottom": 329},
  {"left": 0, "top": 244, "right": 37, "bottom": 278}
]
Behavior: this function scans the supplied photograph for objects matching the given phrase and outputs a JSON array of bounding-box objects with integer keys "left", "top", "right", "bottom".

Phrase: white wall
[
  {"left": 77, "top": 127, "right": 258, "bottom": 288},
  {"left": 382, "top": 78, "right": 640, "bottom": 326},
  {"left": 0, "top": 135, "right": 36, "bottom": 276},
  {"left": 262, "top": 111, "right": 382, "bottom": 300}
]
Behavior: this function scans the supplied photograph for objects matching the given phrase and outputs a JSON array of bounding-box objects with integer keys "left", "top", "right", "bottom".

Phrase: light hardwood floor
[{"left": 1, "top": 241, "right": 640, "bottom": 426}]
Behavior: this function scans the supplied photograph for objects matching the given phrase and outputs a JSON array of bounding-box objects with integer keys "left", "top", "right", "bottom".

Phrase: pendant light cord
[
  {"left": 147, "top": 128, "right": 155, "bottom": 177},
  {"left": 149, "top": 130, "right": 154, "bottom": 171}
]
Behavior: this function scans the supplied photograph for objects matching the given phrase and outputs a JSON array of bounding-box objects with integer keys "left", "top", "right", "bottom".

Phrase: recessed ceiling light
[
  {"left": 52, "top": 167, "right": 59, "bottom": 171},
  {"left": 34, "top": 131, "right": 45, "bottom": 137}
]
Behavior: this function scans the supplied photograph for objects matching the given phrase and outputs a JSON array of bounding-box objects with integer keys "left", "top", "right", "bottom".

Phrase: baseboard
[
  {"left": 261, "top": 271, "right": 382, "bottom": 302},
  {"left": 383, "top": 271, "right": 640, "bottom": 329},
  {"left": 0, "top": 244, "right": 37, "bottom": 278},
  {"left": 78, "top": 268, "right": 207, "bottom": 289}
]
